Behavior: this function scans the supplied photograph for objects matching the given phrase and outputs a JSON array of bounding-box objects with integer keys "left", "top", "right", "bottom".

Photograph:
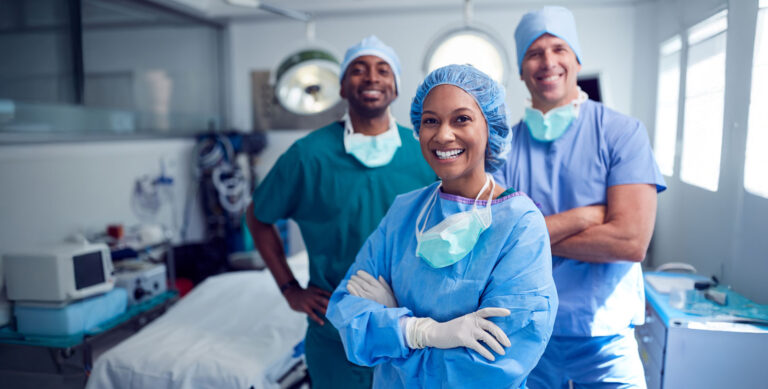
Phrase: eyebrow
[
  {"left": 422, "top": 107, "right": 476, "bottom": 116},
  {"left": 350, "top": 60, "right": 390, "bottom": 67},
  {"left": 527, "top": 43, "right": 569, "bottom": 53}
]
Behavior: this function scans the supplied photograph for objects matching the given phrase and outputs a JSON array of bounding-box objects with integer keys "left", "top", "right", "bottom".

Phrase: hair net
[
  {"left": 514, "top": 6, "right": 582, "bottom": 73},
  {"left": 340, "top": 35, "right": 401, "bottom": 93},
  {"left": 410, "top": 64, "right": 511, "bottom": 173}
]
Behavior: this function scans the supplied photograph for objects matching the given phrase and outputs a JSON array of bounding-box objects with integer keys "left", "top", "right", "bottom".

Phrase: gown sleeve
[{"left": 328, "top": 204, "right": 558, "bottom": 388}]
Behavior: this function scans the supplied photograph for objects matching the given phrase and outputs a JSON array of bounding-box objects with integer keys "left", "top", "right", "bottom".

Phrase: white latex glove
[
  {"left": 346, "top": 270, "right": 398, "bottom": 308},
  {"left": 406, "top": 307, "right": 511, "bottom": 361}
]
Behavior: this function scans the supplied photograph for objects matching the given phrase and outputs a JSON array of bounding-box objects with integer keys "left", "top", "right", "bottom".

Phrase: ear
[{"left": 339, "top": 81, "right": 347, "bottom": 99}]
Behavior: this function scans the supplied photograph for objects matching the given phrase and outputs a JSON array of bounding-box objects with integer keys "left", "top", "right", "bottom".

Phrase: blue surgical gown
[
  {"left": 326, "top": 183, "right": 558, "bottom": 389},
  {"left": 493, "top": 99, "right": 666, "bottom": 337}
]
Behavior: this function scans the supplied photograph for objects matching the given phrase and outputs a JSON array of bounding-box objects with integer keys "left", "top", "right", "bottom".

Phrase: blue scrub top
[
  {"left": 493, "top": 99, "right": 666, "bottom": 337},
  {"left": 327, "top": 183, "right": 558, "bottom": 389}
]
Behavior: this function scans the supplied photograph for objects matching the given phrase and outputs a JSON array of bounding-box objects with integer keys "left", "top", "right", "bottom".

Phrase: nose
[
  {"left": 433, "top": 121, "right": 456, "bottom": 144},
  {"left": 363, "top": 69, "right": 379, "bottom": 84},
  {"left": 541, "top": 50, "right": 556, "bottom": 69}
]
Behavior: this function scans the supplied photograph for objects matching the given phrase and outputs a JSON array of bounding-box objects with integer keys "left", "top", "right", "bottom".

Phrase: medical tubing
[
  {"left": 131, "top": 176, "right": 161, "bottom": 220},
  {"left": 194, "top": 134, "right": 235, "bottom": 179},
  {"left": 212, "top": 161, "right": 250, "bottom": 215}
]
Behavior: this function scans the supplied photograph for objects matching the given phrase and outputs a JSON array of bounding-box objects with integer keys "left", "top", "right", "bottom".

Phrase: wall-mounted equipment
[
  {"left": 271, "top": 20, "right": 342, "bottom": 118},
  {"left": 273, "top": 46, "right": 341, "bottom": 116},
  {"left": 225, "top": 1, "right": 342, "bottom": 122}
]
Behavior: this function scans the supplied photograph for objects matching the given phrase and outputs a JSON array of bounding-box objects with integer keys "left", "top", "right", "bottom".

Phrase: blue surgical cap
[
  {"left": 514, "top": 6, "right": 582, "bottom": 73},
  {"left": 410, "top": 64, "right": 511, "bottom": 173},
  {"left": 340, "top": 35, "right": 401, "bottom": 93}
]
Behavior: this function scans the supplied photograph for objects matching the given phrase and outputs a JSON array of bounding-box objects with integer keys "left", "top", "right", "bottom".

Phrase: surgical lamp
[{"left": 225, "top": 0, "right": 341, "bottom": 115}]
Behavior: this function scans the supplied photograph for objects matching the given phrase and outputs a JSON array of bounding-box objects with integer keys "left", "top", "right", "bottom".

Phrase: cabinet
[{"left": 636, "top": 272, "right": 768, "bottom": 388}]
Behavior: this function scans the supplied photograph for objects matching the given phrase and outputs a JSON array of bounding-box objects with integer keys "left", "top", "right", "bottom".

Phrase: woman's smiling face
[{"left": 419, "top": 84, "right": 488, "bottom": 189}]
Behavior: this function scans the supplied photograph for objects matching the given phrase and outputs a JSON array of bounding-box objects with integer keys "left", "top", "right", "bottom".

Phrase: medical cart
[{"left": 637, "top": 271, "right": 768, "bottom": 388}]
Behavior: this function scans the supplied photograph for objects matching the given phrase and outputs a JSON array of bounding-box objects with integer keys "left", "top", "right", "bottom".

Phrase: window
[
  {"left": 680, "top": 10, "right": 728, "bottom": 192},
  {"left": 0, "top": 0, "right": 78, "bottom": 105},
  {"left": 745, "top": 1, "right": 768, "bottom": 198},
  {"left": 654, "top": 36, "right": 682, "bottom": 176},
  {"left": 0, "top": 0, "right": 223, "bottom": 136},
  {"left": 423, "top": 26, "right": 510, "bottom": 85}
]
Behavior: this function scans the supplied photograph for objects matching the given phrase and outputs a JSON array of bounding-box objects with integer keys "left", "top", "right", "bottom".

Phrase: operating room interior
[{"left": 0, "top": 0, "right": 767, "bottom": 388}]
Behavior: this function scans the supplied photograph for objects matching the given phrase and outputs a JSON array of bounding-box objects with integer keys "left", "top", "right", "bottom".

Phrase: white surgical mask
[
  {"left": 415, "top": 174, "right": 494, "bottom": 268},
  {"left": 343, "top": 112, "right": 402, "bottom": 168}
]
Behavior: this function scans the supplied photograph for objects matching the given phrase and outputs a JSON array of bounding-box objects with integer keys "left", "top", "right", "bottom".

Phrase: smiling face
[
  {"left": 520, "top": 34, "right": 582, "bottom": 113},
  {"left": 419, "top": 84, "right": 488, "bottom": 196},
  {"left": 340, "top": 55, "right": 397, "bottom": 118}
]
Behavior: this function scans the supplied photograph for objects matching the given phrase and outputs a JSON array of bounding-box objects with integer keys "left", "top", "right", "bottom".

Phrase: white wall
[
  {"left": 635, "top": 0, "right": 768, "bottom": 303},
  {"left": 0, "top": 139, "right": 204, "bottom": 252},
  {"left": 226, "top": 3, "right": 637, "bottom": 130}
]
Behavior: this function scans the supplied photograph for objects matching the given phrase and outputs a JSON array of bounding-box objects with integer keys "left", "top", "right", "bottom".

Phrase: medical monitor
[
  {"left": 3, "top": 242, "right": 114, "bottom": 304},
  {"left": 73, "top": 250, "right": 107, "bottom": 290},
  {"left": 577, "top": 72, "right": 604, "bottom": 103}
]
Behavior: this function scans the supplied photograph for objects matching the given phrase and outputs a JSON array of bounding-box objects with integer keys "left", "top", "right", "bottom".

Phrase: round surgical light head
[
  {"left": 424, "top": 26, "right": 510, "bottom": 86},
  {"left": 274, "top": 49, "right": 341, "bottom": 115}
]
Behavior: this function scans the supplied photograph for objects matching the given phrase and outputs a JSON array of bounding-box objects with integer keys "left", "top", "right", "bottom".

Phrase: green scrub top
[{"left": 251, "top": 120, "right": 435, "bottom": 338}]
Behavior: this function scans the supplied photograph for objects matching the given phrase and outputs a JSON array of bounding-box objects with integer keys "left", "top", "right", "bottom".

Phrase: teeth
[
  {"left": 435, "top": 149, "right": 464, "bottom": 159},
  {"left": 362, "top": 90, "right": 381, "bottom": 96},
  {"left": 542, "top": 75, "right": 559, "bottom": 81}
]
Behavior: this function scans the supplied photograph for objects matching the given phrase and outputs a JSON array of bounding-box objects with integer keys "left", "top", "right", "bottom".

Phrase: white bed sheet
[{"left": 87, "top": 252, "right": 310, "bottom": 389}]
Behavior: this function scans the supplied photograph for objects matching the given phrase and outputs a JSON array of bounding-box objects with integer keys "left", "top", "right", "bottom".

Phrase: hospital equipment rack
[
  {"left": 636, "top": 271, "right": 768, "bottom": 388},
  {"left": 0, "top": 290, "right": 178, "bottom": 388}
]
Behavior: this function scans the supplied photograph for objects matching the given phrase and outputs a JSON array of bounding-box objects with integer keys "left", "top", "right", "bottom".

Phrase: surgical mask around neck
[
  {"left": 524, "top": 89, "right": 588, "bottom": 142},
  {"left": 415, "top": 174, "right": 495, "bottom": 269},
  {"left": 343, "top": 112, "right": 402, "bottom": 168}
]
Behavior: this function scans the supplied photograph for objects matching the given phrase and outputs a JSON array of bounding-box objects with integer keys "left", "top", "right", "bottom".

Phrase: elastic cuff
[
  {"left": 406, "top": 317, "right": 436, "bottom": 349},
  {"left": 404, "top": 317, "right": 419, "bottom": 349}
]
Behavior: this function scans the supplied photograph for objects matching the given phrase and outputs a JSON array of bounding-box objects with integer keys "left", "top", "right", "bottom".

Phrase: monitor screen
[
  {"left": 73, "top": 251, "right": 106, "bottom": 290},
  {"left": 577, "top": 75, "right": 602, "bottom": 102}
]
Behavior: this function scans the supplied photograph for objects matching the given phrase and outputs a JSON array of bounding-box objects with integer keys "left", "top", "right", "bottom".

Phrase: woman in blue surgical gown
[{"left": 326, "top": 64, "right": 558, "bottom": 388}]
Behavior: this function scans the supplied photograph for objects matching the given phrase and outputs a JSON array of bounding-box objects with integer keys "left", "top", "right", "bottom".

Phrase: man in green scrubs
[{"left": 246, "top": 35, "right": 435, "bottom": 389}]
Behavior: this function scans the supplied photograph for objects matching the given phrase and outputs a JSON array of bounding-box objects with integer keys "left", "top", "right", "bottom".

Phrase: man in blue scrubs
[
  {"left": 494, "top": 7, "right": 666, "bottom": 388},
  {"left": 246, "top": 36, "right": 434, "bottom": 389}
]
